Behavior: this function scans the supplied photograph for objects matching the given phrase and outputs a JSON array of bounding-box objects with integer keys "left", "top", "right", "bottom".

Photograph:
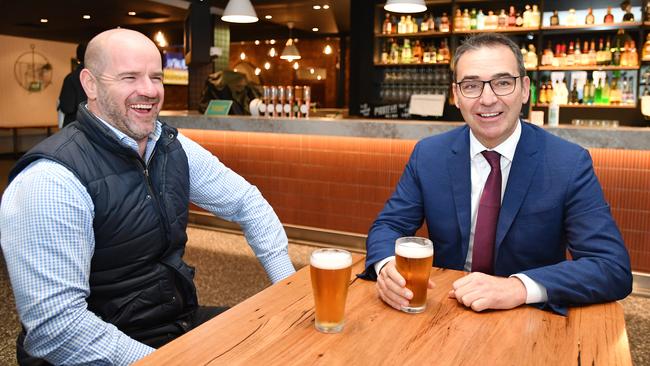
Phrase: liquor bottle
[
  {"left": 620, "top": 40, "right": 628, "bottom": 67},
  {"left": 574, "top": 39, "right": 582, "bottom": 63},
  {"left": 526, "top": 44, "right": 538, "bottom": 68},
  {"left": 454, "top": 9, "right": 463, "bottom": 32},
  {"left": 542, "top": 41, "right": 554, "bottom": 65},
  {"left": 531, "top": 5, "right": 541, "bottom": 28},
  {"left": 550, "top": 10, "right": 559, "bottom": 26},
  {"left": 390, "top": 39, "right": 400, "bottom": 64},
  {"left": 413, "top": 40, "right": 423, "bottom": 63},
  {"left": 604, "top": 38, "right": 613, "bottom": 65},
  {"left": 588, "top": 40, "right": 597, "bottom": 66},
  {"left": 623, "top": 2, "right": 635, "bottom": 22},
  {"left": 585, "top": 8, "right": 595, "bottom": 25},
  {"left": 440, "top": 12, "right": 450, "bottom": 32},
  {"left": 401, "top": 39, "right": 412, "bottom": 63},
  {"left": 600, "top": 76, "right": 610, "bottom": 104},
  {"left": 569, "top": 80, "right": 579, "bottom": 104},
  {"left": 476, "top": 9, "right": 485, "bottom": 30},
  {"left": 604, "top": 7, "right": 614, "bottom": 24},
  {"left": 596, "top": 38, "right": 605, "bottom": 65},
  {"left": 427, "top": 12, "right": 435, "bottom": 31},
  {"left": 381, "top": 41, "right": 389, "bottom": 64},
  {"left": 508, "top": 6, "right": 516, "bottom": 27},
  {"left": 547, "top": 79, "right": 555, "bottom": 103},
  {"left": 530, "top": 79, "right": 537, "bottom": 104},
  {"left": 429, "top": 43, "right": 438, "bottom": 64},
  {"left": 422, "top": 42, "right": 431, "bottom": 63},
  {"left": 523, "top": 4, "right": 531, "bottom": 27},
  {"left": 470, "top": 8, "right": 477, "bottom": 30},
  {"left": 391, "top": 16, "right": 397, "bottom": 33},
  {"left": 583, "top": 78, "right": 594, "bottom": 104},
  {"left": 566, "top": 8, "right": 577, "bottom": 26},
  {"left": 515, "top": 12, "right": 524, "bottom": 27},
  {"left": 438, "top": 39, "right": 451, "bottom": 63},
  {"left": 383, "top": 13, "right": 393, "bottom": 34},
  {"left": 406, "top": 15, "right": 414, "bottom": 33},
  {"left": 498, "top": 9, "right": 507, "bottom": 28},
  {"left": 398, "top": 15, "right": 406, "bottom": 34},
  {"left": 594, "top": 78, "right": 603, "bottom": 104},
  {"left": 462, "top": 9, "right": 471, "bottom": 31},
  {"left": 612, "top": 39, "right": 622, "bottom": 66},
  {"left": 580, "top": 40, "right": 590, "bottom": 65},
  {"left": 628, "top": 40, "right": 639, "bottom": 66},
  {"left": 609, "top": 77, "right": 622, "bottom": 105},
  {"left": 566, "top": 41, "right": 576, "bottom": 66},
  {"left": 420, "top": 13, "right": 429, "bottom": 32},
  {"left": 558, "top": 78, "right": 569, "bottom": 104},
  {"left": 539, "top": 80, "right": 547, "bottom": 104},
  {"left": 487, "top": 10, "right": 498, "bottom": 29}
]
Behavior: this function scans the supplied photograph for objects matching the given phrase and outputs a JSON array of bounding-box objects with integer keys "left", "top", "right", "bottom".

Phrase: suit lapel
[
  {"left": 496, "top": 122, "right": 540, "bottom": 251},
  {"left": 447, "top": 126, "right": 472, "bottom": 261}
]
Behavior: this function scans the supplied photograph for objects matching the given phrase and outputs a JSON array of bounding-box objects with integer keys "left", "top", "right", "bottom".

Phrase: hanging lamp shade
[
  {"left": 384, "top": 0, "right": 427, "bottom": 13},
  {"left": 221, "top": 0, "right": 258, "bottom": 23},
  {"left": 280, "top": 38, "right": 301, "bottom": 61}
]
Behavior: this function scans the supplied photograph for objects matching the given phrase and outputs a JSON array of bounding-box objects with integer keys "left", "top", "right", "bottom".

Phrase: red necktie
[{"left": 472, "top": 151, "right": 501, "bottom": 275}]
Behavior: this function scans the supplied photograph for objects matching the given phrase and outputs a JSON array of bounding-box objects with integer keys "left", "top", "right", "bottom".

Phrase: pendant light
[
  {"left": 384, "top": 0, "right": 427, "bottom": 13},
  {"left": 222, "top": 0, "right": 258, "bottom": 23},
  {"left": 280, "top": 22, "right": 301, "bottom": 61}
]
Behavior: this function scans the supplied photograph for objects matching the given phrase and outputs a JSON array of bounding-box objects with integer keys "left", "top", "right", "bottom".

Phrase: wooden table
[{"left": 135, "top": 255, "right": 632, "bottom": 365}]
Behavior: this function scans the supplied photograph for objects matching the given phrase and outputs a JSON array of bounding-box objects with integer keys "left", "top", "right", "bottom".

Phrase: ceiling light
[
  {"left": 128, "top": 11, "right": 136, "bottom": 16},
  {"left": 255, "top": 68, "right": 261, "bottom": 75},
  {"left": 310, "top": 68, "right": 315, "bottom": 74},
  {"left": 312, "top": 27, "right": 319, "bottom": 32},
  {"left": 323, "top": 5, "right": 330, "bottom": 9},
  {"left": 82, "top": 15, "right": 91, "bottom": 20},
  {"left": 281, "top": 22, "right": 301, "bottom": 61},
  {"left": 293, "top": 62, "right": 299, "bottom": 70},
  {"left": 240, "top": 52, "right": 246, "bottom": 60},
  {"left": 268, "top": 47, "right": 277, "bottom": 57},
  {"left": 254, "top": 40, "right": 260, "bottom": 45},
  {"left": 317, "top": 75, "right": 322, "bottom": 80},
  {"left": 222, "top": 0, "right": 258, "bottom": 23},
  {"left": 265, "top": 15, "right": 272, "bottom": 19},
  {"left": 270, "top": 39, "right": 276, "bottom": 45},
  {"left": 264, "top": 62, "right": 271, "bottom": 70},
  {"left": 313, "top": 5, "right": 321, "bottom": 9},
  {"left": 40, "top": 18, "right": 48, "bottom": 23},
  {"left": 155, "top": 31, "right": 168, "bottom": 48},
  {"left": 323, "top": 44, "right": 332, "bottom": 55},
  {"left": 384, "top": 0, "right": 427, "bottom": 13}
]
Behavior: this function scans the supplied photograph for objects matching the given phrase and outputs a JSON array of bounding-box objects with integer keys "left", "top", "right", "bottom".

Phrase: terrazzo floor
[{"left": 1, "top": 228, "right": 648, "bottom": 365}]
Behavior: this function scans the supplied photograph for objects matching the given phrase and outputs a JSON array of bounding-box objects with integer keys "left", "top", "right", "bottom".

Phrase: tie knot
[{"left": 481, "top": 150, "right": 501, "bottom": 169}]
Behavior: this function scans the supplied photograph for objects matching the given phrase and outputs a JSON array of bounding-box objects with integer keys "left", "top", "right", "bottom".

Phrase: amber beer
[
  {"left": 310, "top": 248, "right": 353, "bottom": 333},
  {"left": 395, "top": 237, "right": 434, "bottom": 313}
]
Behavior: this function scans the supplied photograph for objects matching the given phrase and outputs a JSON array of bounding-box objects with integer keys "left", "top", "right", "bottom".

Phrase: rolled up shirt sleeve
[{"left": 177, "top": 133, "right": 296, "bottom": 283}]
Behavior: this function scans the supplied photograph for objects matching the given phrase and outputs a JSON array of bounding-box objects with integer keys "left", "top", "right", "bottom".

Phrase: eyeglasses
[{"left": 455, "top": 76, "right": 522, "bottom": 98}]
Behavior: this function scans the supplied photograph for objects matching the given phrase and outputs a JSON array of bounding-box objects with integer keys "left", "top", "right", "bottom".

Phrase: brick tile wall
[{"left": 182, "top": 129, "right": 650, "bottom": 272}]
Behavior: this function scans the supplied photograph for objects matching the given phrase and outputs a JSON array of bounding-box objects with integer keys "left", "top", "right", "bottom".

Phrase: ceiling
[{"left": 0, "top": 0, "right": 350, "bottom": 45}]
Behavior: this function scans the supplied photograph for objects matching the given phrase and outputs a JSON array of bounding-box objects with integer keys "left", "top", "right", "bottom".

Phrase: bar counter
[
  {"left": 161, "top": 113, "right": 650, "bottom": 150},
  {"left": 160, "top": 113, "right": 650, "bottom": 273}
]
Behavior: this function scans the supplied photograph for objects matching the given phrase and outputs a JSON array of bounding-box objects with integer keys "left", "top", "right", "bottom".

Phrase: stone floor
[{"left": 1, "top": 228, "right": 648, "bottom": 365}]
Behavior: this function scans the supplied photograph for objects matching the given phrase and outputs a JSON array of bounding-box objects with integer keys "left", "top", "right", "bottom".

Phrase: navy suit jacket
[{"left": 363, "top": 122, "right": 632, "bottom": 314}]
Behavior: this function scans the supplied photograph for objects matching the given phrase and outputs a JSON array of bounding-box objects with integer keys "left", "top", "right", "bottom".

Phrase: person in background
[
  {"left": 58, "top": 43, "right": 88, "bottom": 127},
  {"left": 361, "top": 33, "right": 631, "bottom": 315},
  {"left": 1, "top": 28, "right": 295, "bottom": 365}
]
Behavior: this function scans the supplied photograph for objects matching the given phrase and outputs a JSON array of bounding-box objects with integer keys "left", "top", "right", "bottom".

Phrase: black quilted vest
[{"left": 10, "top": 105, "right": 197, "bottom": 343}]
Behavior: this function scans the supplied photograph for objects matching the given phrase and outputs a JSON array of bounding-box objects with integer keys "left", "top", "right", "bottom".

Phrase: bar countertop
[{"left": 159, "top": 112, "right": 650, "bottom": 150}]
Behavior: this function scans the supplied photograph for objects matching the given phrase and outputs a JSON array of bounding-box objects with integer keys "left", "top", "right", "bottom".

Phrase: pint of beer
[
  {"left": 395, "top": 237, "right": 434, "bottom": 313},
  {"left": 310, "top": 248, "right": 353, "bottom": 333}
]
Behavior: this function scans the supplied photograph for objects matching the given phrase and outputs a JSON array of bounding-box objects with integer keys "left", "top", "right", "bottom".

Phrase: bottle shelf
[
  {"left": 537, "top": 65, "right": 640, "bottom": 71},
  {"left": 541, "top": 22, "right": 643, "bottom": 34},
  {"left": 374, "top": 62, "right": 450, "bottom": 67},
  {"left": 534, "top": 103, "right": 637, "bottom": 109},
  {"left": 454, "top": 26, "right": 539, "bottom": 35},
  {"left": 375, "top": 31, "right": 450, "bottom": 38}
]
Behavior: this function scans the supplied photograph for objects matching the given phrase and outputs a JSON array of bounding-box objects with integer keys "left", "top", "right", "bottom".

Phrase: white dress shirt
[{"left": 376, "top": 121, "right": 547, "bottom": 304}]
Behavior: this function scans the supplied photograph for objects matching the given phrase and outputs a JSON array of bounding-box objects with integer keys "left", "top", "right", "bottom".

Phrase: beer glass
[
  {"left": 310, "top": 248, "right": 353, "bottom": 333},
  {"left": 395, "top": 237, "right": 434, "bottom": 313}
]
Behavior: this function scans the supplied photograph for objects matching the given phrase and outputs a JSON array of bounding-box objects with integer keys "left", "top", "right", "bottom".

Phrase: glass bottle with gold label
[{"left": 585, "top": 8, "right": 595, "bottom": 25}]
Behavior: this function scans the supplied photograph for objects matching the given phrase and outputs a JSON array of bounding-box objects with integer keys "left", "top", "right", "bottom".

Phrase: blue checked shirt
[{"left": 0, "top": 119, "right": 295, "bottom": 365}]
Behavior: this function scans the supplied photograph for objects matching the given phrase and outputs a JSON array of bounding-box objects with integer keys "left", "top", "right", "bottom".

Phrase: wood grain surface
[{"left": 135, "top": 255, "right": 631, "bottom": 366}]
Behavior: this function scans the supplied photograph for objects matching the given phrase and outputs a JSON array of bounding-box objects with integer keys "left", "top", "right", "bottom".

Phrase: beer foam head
[
  {"left": 311, "top": 249, "right": 352, "bottom": 270},
  {"left": 396, "top": 242, "right": 433, "bottom": 259}
]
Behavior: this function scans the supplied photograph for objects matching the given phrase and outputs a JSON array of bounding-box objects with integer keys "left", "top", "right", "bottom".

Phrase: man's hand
[
  {"left": 448, "top": 272, "right": 527, "bottom": 312},
  {"left": 376, "top": 260, "right": 435, "bottom": 310}
]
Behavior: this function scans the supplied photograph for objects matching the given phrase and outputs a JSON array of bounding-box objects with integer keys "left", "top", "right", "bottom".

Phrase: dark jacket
[
  {"left": 58, "top": 64, "right": 87, "bottom": 127},
  {"left": 11, "top": 105, "right": 198, "bottom": 344}
]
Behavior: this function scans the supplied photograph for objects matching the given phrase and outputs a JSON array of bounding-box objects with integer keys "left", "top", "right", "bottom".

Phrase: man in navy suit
[{"left": 363, "top": 33, "right": 632, "bottom": 315}]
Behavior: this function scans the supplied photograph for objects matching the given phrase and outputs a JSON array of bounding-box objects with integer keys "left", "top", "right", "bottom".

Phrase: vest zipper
[{"left": 139, "top": 148, "right": 172, "bottom": 238}]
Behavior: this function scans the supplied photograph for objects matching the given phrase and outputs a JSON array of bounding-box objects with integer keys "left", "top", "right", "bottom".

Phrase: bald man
[{"left": 1, "top": 29, "right": 295, "bottom": 365}]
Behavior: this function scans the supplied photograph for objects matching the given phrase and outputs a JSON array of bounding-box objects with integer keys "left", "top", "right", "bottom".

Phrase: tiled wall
[{"left": 181, "top": 129, "right": 650, "bottom": 273}]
